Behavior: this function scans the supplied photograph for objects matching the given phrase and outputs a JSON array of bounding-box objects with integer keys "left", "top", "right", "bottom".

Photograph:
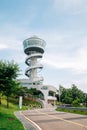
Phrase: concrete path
[
  {"left": 15, "top": 108, "right": 87, "bottom": 130},
  {"left": 15, "top": 111, "right": 36, "bottom": 130}
]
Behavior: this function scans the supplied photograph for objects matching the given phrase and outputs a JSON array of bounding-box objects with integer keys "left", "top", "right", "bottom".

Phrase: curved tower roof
[{"left": 23, "top": 36, "right": 46, "bottom": 55}]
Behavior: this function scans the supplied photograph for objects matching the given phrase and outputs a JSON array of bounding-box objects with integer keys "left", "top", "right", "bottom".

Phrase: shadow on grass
[{"left": 0, "top": 128, "right": 7, "bottom": 130}]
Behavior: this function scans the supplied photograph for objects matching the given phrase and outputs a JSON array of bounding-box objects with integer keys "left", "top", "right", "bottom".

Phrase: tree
[
  {"left": 59, "top": 85, "right": 66, "bottom": 103},
  {"left": 16, "top": 86, "right": 29, "bottom": 97},
  {"left": 58, "top": 84, "right": 85, "bottom": 106},
  {"left": 72, "top": 98, "right": 80, "bottom": 107},
  {"left": 0, "top": 60, "right": 20, "bottom": 107},
  {"left": 84, "top": 94, "right": 87, "bottom": 107},
  {"left": 60, "top": 87, "right": 73, "bottom": 104},
  {"left": 71, "top": 84, "right": 84, "bottom": 103}
]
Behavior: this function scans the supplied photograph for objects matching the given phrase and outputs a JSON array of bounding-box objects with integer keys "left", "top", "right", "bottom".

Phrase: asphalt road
[{"left": 21, "top": 108, "right": 87, "bottom": 130}]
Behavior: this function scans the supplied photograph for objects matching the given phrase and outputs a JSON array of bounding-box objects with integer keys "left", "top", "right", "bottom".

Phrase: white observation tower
[{"left": 23, "top": 36, "right": 46, "bottom": 87}]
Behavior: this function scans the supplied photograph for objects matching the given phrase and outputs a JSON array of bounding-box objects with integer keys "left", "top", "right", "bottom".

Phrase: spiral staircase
[{"left": 23, "top": 36, "right": 46, "bottom": 85}]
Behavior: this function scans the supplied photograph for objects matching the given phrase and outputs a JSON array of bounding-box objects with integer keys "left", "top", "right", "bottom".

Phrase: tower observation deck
[{"left": 23, "top": 36, "right": 46, "bottom": 86}]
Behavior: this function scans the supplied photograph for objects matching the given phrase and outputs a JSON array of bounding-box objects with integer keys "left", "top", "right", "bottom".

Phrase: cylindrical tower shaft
[{"left": 23, "top": 36, "right": 46, "bottom": 86}]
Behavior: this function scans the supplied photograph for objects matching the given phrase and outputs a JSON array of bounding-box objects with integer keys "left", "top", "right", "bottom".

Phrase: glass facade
[
  {"left": 21, "top": 82, "right": 31, "bottom": 87},
  {"left": 41, "top": 86, "right": 48, "bottom": 90},
  {"left": 23, "top": 37, "right": 46, "bottom": 51}
]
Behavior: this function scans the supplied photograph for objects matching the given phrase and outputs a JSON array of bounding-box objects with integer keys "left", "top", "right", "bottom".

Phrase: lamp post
[{"left": 59, "top": 85, "right": 61, "bottom": 103}]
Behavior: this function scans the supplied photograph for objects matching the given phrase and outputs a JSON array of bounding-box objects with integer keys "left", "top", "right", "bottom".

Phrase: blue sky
[{"left": 0, "top": 0, "right": 87, "bottom": 92}]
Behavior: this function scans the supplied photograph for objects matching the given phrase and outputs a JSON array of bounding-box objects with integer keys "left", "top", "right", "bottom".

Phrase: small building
[{"left": 18, "top": 79, "right": 57, "bottom": 106}]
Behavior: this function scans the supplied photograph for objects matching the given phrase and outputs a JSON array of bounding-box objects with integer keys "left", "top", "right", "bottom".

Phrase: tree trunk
[
  {"left": 7, "top": 96, "right": 9, "bottom": 108},
  {"left": 0, "top": 97, "right": 1, "bottom": 105}
]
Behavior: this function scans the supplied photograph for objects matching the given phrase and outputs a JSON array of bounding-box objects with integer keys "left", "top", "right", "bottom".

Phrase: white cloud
[
  {"left": 41, "top": 33, "right": 87, "bottom": 74},
  {"left": 52, "top": 0, "right": 87, "bottom": 14},
  {"left": 74, "top": 78, "right": 87, "bottom": 92},
  {"left": 61, "top": 80, "right": 87, "bottom": 93},
  {"left": 0, "top": 23, "right": 27, "bottom": 51},
  {"left": 43, "top": 47, "right": 87, "bottom": 74},
  {"left": 11, "top": 53, "right": 25, "bottom": 63},
  {"left": 0, "top": 36, "right": 23, "bottom": 51},
  {"left": 0, "top": 44, "right": 8, "bottom": 50}
]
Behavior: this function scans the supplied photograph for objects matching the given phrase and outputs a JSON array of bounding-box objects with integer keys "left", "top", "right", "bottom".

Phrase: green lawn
[
  {"left": 0, "top": 99, "right": 26, "bottom": 130},
  {"left": 0, "top": 97, "right": 42, "bottom": 130},
  {"left": 56, "top": 107, "right": 87, "bottom": 115}
]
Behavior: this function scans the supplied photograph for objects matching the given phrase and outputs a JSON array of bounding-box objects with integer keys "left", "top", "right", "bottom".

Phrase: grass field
[
  {"left": 0, "top": 97, "right": 41, "bottom": 130},
  {"left": 0, "top": 96, "right": 42, "bottom": 130},
  {"left": 56, "top": 107, "right": 87, "bottom": 115},
  {"left": 0, "top": 98, "right": 26, "bottom": 130}
]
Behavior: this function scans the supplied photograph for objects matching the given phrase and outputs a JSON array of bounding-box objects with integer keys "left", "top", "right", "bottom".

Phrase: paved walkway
[{"left": 15, "top": 111, "right": 36, "bottom": 130}]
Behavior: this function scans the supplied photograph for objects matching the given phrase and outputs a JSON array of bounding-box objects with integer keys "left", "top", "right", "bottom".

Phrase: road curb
[
  {"left": 15, "top": 111, "right": 36, "bottom": 130},
  {"left": 20, "top": 111, "right": 42, "bottom": 130}
]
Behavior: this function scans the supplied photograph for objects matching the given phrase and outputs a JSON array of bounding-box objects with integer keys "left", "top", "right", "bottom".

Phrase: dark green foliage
[
  {"left": 59, "top": 84, "right": 86, "bottom": 106},
  {"left": 16, "top": 87, "right": 38, "bottom": 97},
  {"left": 72, "top": 98, "right": 80, "bottom": 107},
  {"left": 0, "top": 60, "right": 20, "bottom": 107},
  {"left": 85, "top": 94, "right": 87, "bottom": 107},
  {"left": 71, "top": 84, "right": 84, "bottom": 103}
]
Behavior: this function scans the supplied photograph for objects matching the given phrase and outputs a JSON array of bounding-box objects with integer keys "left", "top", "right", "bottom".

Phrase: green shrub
[{"left": 72, "top": 98, "right": 80, "bottom": 107}]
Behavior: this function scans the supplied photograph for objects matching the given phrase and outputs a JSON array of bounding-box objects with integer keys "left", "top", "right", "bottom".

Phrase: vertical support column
[{"left": 23, "top": 36, "right": 46, "bottom": 89}]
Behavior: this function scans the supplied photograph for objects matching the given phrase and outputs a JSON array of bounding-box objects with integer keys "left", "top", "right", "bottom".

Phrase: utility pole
[{"left": 59, "top": 85, "right": 61, "bottom": 103}]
